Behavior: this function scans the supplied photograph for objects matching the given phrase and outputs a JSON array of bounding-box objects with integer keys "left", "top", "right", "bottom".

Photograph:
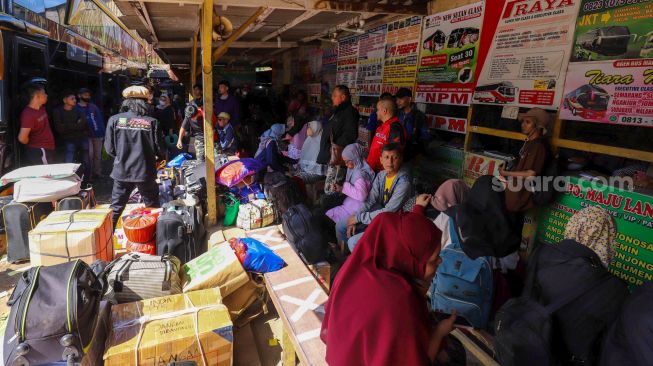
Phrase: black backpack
[
  {"left": 3, "top": 260, "right": 102, "bottom": 366},
  {"left": 264, "top": 171, "right": 304, "bottom": 218},
  {"left": 495, "top": 241, "right": 628, "bottom": 366},
  {"left": 531, "top": 157, "right": 560, "bottom": 206},
  {"left": 282, "top": 204, "right": 328, "bottom": 264}
]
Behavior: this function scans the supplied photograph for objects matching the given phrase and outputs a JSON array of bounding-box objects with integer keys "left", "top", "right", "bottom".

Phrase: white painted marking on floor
[
  {"left": 272, "top": 276, "right": 313, "bottom": 291},
  {"left": 250, "top": 231, "right": 284, "bottom": 243},
  {"left": 269, "top": 243, "right": 290, "bottom": 251},
  {"left": 282, "top": 289, "right": 323, "bottom": 322},
  {"left": 296, "top": 328, "right": 321, "bottom": 343}
]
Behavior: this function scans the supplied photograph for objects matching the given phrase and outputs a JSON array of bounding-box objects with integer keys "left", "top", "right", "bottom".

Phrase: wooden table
[{"left": 244, "top": 227, "right": 328, "bottom": 366}]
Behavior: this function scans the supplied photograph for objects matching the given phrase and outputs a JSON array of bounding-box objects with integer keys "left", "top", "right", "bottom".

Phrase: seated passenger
[
  {"left": 499, "top": 107, "right": 550, "bottom": 213},
  {"left": 326, "top": 143, "right": 375, "bottom": 224},
  {"left": 295, "top": 121, "right": 328, "bottom": 183},
  {"left": 255, "top": 123, "right": 294, "bottom": 172},
  {"left": 528, "top": 206, "right": 628, "bottom": 364},
  {"left": 430, "top": 179, "right": 469, "bottom": 248},
  {"left": 322, "top": 195, "right": 457, "bottom": 366},
  {"left": 336, "top": 143, "right": 412, "bottom": 252}
]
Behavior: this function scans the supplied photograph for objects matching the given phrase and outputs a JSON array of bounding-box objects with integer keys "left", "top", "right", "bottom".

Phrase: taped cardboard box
[
  {"left": 181, "top": 242, "right": 249, "bottom": 296},
  {"left": 28, "top": 209, "right": 113, "bottom": 266},
  {"left": 223, "top": 276, "right": 267, "bottom": 324},
  {"left": 104, "top": 288, "right": 233, "bottom": 366}
]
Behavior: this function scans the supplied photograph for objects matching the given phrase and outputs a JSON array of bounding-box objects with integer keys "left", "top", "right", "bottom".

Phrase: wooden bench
[{"left": 244, "top": 226, "right": 328, "bottom": 366}]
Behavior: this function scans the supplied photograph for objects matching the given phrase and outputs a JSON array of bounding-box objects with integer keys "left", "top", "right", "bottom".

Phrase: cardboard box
[
  {"left": 104, "top": 288, "right": 233, "bottom": 366},
  {"left": 29, "top": 209, "right": 113, "bottom": 266},
  {"left": 223, "top": 278, "right": 265, "bottom": 322},
  {"left": 181, "top": 243, "right": 249, "bottom": 296}
]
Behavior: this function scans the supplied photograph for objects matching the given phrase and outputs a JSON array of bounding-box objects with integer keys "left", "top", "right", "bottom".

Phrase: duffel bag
[
  {"left": 3, "top": 260, "right": 102, "bottom": 366},
  {"left": 103, "top": 252, "right": 182, "bottom": 304},
  {"left": 237, "top": 199, "right": 275, "bottom": 230},
  {"left": 264, "top": 171, "right": 304, "bottom": 217},
  {"left": 55, "top": 186, "right": 96, "bottom": 211},
  {"left": 282, "top": 204, "right": 328, "bottom": 264}
]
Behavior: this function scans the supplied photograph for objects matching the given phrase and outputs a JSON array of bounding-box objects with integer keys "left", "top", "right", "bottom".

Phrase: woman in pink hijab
[{"left": 431, "top": 179, "right": 470, "bottom": 248}]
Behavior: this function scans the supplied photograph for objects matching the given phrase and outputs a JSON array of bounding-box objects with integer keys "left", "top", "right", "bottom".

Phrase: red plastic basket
[{"left": 123, "top": 214, "right": 158, "bottom": 243}]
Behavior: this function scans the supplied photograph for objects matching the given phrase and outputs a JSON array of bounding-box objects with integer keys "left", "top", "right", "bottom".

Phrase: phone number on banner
[{"left": 610, "top": 115, "right": 653, "bottom": 127}]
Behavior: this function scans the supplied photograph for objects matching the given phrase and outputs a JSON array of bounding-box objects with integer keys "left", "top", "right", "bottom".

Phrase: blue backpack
[{"left": 430, "top": 216, "right": 493, "bottom": 329}]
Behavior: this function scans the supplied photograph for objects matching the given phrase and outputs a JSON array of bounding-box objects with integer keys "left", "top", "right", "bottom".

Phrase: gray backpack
[{"left": 103, "top": 253, "right": 183, "bottom": 304}]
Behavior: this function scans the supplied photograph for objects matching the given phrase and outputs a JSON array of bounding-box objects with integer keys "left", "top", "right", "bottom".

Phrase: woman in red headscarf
[{"left": 321, "top": 194, "right": 457, "bottom": 365}]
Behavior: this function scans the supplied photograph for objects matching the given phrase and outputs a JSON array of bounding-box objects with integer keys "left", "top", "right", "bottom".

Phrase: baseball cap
[{"left": 217, "top": 112, "right": 231, "bottom": 120}]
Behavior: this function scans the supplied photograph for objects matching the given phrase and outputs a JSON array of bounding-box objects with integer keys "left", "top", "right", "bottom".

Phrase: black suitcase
[
  {"left": 55, "top": 186, "right": 96, "bottom": 211},
  {"left": 3, "top": 260, "right": 102, "bottom": 366},
  {"left": 264, "top": 172, "right": 304, "bottom": 219},
  {"left": 3, "top": 201, "right": 53, "bottom": 263},
  {"left": 0, "top": 196, "right": 13, "bottom": 233},
  {"left": 282, "top": 204, "right": 327, "bottom": 264},
  {"left": 156, "top": 203, "right": 206, "bottom": 264}
]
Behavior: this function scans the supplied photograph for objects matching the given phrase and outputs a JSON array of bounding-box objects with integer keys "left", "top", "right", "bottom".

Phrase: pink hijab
[{"left": 431, "top": 179, "right": 470, "bottom": 211}]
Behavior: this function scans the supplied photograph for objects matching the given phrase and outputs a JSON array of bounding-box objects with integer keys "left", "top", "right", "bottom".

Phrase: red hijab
[{"left": 321, "top": 205, "right": 441, "bottom": 366}]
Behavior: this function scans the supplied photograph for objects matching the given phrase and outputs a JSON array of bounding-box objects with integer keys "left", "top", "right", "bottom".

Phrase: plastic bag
[
  {"left": 166, "top": 153, "right": 193, "bottom": 168},
  {"left": 228, "top": 237, "right": 285, "bottom": 273},
  {"left": 215, "top": 159, "right": 265, "bottom": 188},
  {"left": 126, "top": 240, "right": 156, "bottom": 255}
]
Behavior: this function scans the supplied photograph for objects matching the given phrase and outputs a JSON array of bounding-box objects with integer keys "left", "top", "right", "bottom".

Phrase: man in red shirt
[
  {"left": 18, "top": 83, "right": 55, "bottom": 165},
  {"left": 367, "top": 98, "right": 406, "bottom": 172}
]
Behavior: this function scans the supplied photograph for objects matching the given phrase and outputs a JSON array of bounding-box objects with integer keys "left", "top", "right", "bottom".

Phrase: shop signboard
[
  {"left": 381, "top": 16, "right": 423, "bottom": 94},
  {"left": 560, "top": 0, "right": 653, "bottom": 127},
  {"left": 537, "top": 176, "right": 653, "bottom": 288},
  {"left": 416, "top": 2, "right": 485, "bottom": 106},
  {"left": 426, "top": 114, "right": 468, "bottom": 134},
  {"left": 473, "top": 0, "right": 581, "bottom": 108},
  {"left": 336, "top": 35, "right": 359, "bottom": 90},
  {"left": 462, "top": 152, "right": 507, "bottom": 187},
  {"left": 357, "top": 25, "right": 387, "bottom": 97},
  {"left": 560, "top": 60, "right": 653, "bottom": 127}
]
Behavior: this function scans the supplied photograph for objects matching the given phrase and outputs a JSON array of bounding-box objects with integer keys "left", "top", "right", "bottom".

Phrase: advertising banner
[
  {"left": 381, "top": 16, "right": 423, "bottom": 94},
  {"left": 416, "top": 2, "right": 485, "bottom": 106},
  {"left": 426, "top": 114, "right": 468, "bottom": 134},
  {"left": 560, "top": 60, "right": 653, "bottom": 126},
  {"left": 357, "top": 25, "right": 387, "bottom": 97},
  {"left": 537, "top": 177, "right": 653, "bottom": 288},
  {"left": 337, "top": 35, "right": 359, "bottom": 89},
  {"left": 560, "top": 0, "right": 653, "bottom": 127},
  {"left": 473, "top": 0, "right": 581, "bottom": 108},
  {"left": 462, "top": 152, "right": 508, "bottom": 187}
]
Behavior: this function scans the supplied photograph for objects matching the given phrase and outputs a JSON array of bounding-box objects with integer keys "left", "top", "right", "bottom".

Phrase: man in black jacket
[
  {"left": 318, "top": 85, "right": 359, "bottom": 193},
  {"left": 395, "top": 87, "right": 429, "bottom": 161},
  {"left": 317, "top": 85, "right": 359, "bottom": 165},
  {"left": 105, "top": 86, "right": 165, "bottom": 227}
]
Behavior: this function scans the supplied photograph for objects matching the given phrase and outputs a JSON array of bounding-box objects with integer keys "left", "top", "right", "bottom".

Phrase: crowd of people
[{"left": 16, "top": 77, "right": 650, "bottom": 365}]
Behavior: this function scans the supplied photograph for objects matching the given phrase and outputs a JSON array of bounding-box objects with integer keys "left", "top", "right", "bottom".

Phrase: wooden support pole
[
  {"left": 201, "top": 0, "right": 218, "bottom": 226},
  {"left": 189, "top": 34, "right": 197, "bottom": 101}
]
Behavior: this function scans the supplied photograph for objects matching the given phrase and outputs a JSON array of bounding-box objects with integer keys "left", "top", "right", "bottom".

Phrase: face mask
[
  {"left": 81, "top": 97, "right": 91, "bottom": 103},
  {"left": 159, "top": 100, "right": 167, "bottom": 107}
]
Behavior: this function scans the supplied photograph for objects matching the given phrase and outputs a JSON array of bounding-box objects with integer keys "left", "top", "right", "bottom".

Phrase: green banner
[
  {"left": 537, "top": 177, "right": 653, "bottom": 289},
  {"left": 572, "top": 0, "right": 653, "bottom": 62}
]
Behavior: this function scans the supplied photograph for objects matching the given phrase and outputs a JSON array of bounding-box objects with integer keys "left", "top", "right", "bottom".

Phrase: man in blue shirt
[
  {"left": 77, "top": 88, "right": 106, "bottom": 179},
  {"left": 216, "top": 112, "right": 237, "bottom": 155},
  {"left": 395, "top": 87, "right": 429, "bottom": 160}
]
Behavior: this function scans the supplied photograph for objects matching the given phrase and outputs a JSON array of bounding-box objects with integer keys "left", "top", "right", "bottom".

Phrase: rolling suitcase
[
  {"left": 55, "top": 186, "right": 96, "bottom": 211},
  {"left": 3, "top": 201, "right": 53, "bottom": 263},
  {"left": 157, "top": 201, "right": 205, "bottom": 264},
  {"left": 3, "top": 260, "right": 102, "bottom": 366}
]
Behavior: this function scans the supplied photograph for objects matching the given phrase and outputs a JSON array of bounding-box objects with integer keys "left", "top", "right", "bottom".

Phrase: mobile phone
[{"left": 432, "top": 311, "right": 474, "bottom": 328}]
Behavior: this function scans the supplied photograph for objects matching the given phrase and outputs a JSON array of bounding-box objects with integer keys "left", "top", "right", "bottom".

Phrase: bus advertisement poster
[
  {"left": 472, "top": 0, "right": 581, "bottom": 108},
  {"left": 381, "top": 16, "right": 423, "bottom": 92},
  {"left": 415, "top": 2, "right": 485, "bottom": 106},
  {"left": 336, "top": 35, "right": 360, "bottom": 90},
  {"left": 537, "top": 176, "right": 653, "bottom": 289},
  {"left": 560, "top": 60, "right": 653, "bottom": 127},
  {"left": 571, "top": 0, "right": 653, "bottom": 63},
  {"left": 357, "top": 25, "right": 388, "bottom": 97},
  {"left": 426, "top": 114, "right": 468, "bottom": 134}
]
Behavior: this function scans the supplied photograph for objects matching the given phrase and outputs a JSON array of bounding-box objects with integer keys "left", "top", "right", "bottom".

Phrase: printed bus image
[
  {"left": 574, "top": 26, "right": 632, "bottom": 61},
  {"left": 447, "top": 28, "right": 480, "bottom": 49},
  {"left": 474, "top": 82, "right": 517, "bottom": 104},
  {"left": 563, "top": 84, "right": 610, "bottom": 120},
  {"left": 422, "top": 30, "right": 446, "bottom": 53}
]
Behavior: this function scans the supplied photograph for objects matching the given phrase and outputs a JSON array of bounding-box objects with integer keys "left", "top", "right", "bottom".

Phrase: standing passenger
[
  {"left": 18, "top": 83, "right": 55, "bottom": 165},
  {"left": 77, "top": 88, "right": 106, "bottom": 179},
  {"left": 53, "top": 90, "right": 90, "bottom": 181}
]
